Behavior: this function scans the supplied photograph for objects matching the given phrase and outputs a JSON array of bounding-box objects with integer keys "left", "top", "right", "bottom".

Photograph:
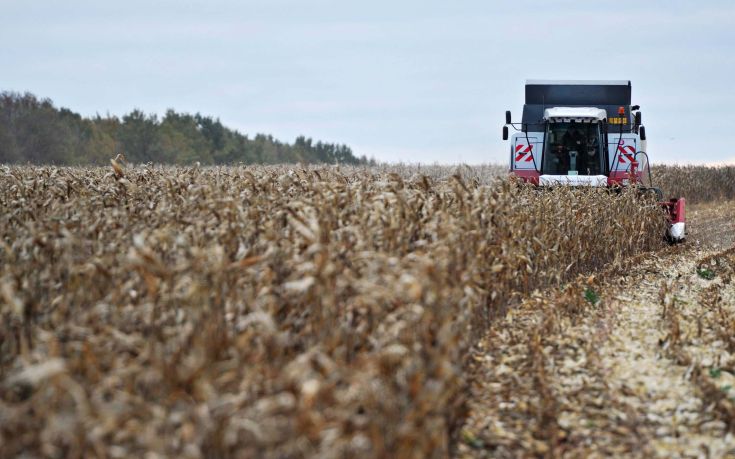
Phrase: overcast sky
[{"left": 2, "top": 0, "right": 734, "bottom": 164}]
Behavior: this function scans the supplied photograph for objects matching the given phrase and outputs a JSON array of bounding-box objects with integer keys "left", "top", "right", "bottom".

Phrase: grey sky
[{"left": 2, "top": 0, "right": 734, "bottom": 164}]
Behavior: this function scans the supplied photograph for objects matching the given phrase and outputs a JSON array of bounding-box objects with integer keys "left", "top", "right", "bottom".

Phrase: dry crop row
[
  {"left": 458, "top": 271, "right": 615, "bottom": 457},
  {"left": 377, "top": 163, "right": 735, "bottom": 207},
  {"left": 650, "top": 165, "right": 735, "bottom": 204},
  {"left": 0, "top": 165, "right": 664, "bottom": 458},
  {"left": 372, "top": 163, "right": 506, "bottom": 186}
]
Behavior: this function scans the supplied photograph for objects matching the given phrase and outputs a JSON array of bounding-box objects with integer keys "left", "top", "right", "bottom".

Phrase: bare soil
[{"left": 457, "top": 201, "right": 735, "bottom": 458}]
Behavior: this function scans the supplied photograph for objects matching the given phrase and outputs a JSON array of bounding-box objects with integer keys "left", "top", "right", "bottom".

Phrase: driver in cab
[
  {"left": 562, "top": 126, "right": 584, "bottom": 152},
  {"left": 564, "top": 126, "right": 600, "bottom": 174}
]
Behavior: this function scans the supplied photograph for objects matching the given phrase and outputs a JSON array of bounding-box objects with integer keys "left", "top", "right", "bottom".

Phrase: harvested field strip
[
  {"left": 459, "top": 243, "right": 735, "bottom": 458},
  {"left": 0, "top": 165, "right": 665, "bottom": 458},
  {"left": 662, "top": 247, "right": 735, "bottom": 438}
]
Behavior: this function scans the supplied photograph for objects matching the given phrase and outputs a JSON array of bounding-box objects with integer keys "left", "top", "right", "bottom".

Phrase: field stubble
[{"left": 0, "top": 164, "right": 666, "bottom": 458}]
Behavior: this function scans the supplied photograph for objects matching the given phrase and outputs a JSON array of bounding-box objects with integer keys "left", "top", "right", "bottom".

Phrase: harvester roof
[
  {"left": 522, "top": 80, "right": 633, "bottom": 132},
  {"left": 543, "top": 107, "right": 607, "bottom": 122}
]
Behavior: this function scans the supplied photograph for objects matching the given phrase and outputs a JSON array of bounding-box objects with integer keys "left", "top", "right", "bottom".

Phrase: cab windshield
[{"left": 543, "top": 122, "right": 605, "bottom": 175}]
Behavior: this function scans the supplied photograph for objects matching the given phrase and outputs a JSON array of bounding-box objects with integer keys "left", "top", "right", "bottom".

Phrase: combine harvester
[{"left": 502, "top": 80, "right": 685, "bottom": 242}]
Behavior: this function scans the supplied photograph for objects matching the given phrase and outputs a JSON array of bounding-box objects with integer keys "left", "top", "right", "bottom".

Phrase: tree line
[{"left": 0, "top": 92, "right": 371, "bottom": 166}]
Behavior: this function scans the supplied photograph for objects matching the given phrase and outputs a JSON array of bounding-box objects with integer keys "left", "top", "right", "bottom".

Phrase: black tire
[{"left": 639, "top": 186, "right": 663, "bottom": 201}]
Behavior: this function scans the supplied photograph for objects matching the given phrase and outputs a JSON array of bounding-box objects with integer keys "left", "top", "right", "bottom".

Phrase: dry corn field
[
  {"left": 653, "top": 165, "right": 735, "bottom": 205},
  {"left": 0, "top": 164, "right": 734, "bottom": 458}
]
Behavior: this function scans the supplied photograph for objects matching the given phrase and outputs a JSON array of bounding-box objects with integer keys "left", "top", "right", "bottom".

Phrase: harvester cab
[{"left": 502, "top": 80, "right": 685, "bottom": 242}]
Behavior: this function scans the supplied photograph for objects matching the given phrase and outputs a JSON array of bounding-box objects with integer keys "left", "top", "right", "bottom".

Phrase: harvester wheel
[{"left": 639, "top": 186, "right": 663, "bottom": 202}]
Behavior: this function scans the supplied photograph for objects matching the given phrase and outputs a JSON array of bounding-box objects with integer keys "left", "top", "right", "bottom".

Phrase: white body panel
[
  {"left": 608, "top": 134, "right": 642, "bottom": 172},
  {"left": 539, "top": 175, "right": 608, "bottom": 187},
  {"left": 510, "top": 132, "right": 543, "bottom": 171}
]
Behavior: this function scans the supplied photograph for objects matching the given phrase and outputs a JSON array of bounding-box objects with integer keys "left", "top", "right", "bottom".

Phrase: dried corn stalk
[{"left": 0, "top": 165, "right": 664, "bottom": 458}]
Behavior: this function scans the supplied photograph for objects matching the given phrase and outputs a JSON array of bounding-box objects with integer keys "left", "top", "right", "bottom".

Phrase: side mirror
[
  {"left": 505, "top": 110, "right": 511, "bottom": 125},
  {"left": 502, "top": 126, "right": 509, "bottom": 140},
  {"left": 639, "top": 125, "right": 646, "bottom": 141},
  {"left": 634, "top": 112, "right": 642, "bottom": 126}
]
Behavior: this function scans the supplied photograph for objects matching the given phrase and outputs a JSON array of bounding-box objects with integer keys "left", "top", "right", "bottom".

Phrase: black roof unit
[{"left": 521, "top": 80, "right": 633, "bottom": 133}]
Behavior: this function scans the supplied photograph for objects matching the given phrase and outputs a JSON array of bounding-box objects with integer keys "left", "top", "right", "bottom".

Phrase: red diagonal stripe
[
  {"left": 515, "top": 144, "right": 533, "bottom": 162},
  {"left": 618, "top": 153, "right": 635, "bottom": 164},
  {"left": 618, "top": 145, "right": 626, "bottom": 163}
]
